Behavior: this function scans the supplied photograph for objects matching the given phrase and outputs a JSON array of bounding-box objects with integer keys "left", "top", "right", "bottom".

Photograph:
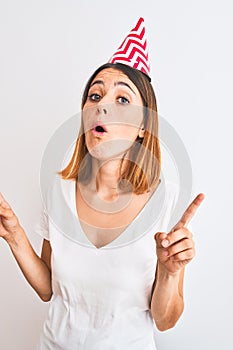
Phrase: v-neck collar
[{"left": 69, "top": 178, "right": 165, "bottom": 250}]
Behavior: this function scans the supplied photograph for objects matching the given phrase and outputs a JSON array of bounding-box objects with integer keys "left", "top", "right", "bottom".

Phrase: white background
[{"left": 0, "top": 0, "right": 232, "bottom": 349}]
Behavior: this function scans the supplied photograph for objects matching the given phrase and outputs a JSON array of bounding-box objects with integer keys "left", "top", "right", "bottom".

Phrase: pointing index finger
[
  {"left": 171, "top": 193, "right": 205, "bottom": 231},
  {"left": 0, "top": 192, "right": 11, "bottom": 209}
]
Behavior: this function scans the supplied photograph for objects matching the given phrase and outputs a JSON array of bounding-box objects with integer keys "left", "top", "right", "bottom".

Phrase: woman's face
[{"left": 82, "top": 68, "right": 144, "bottom": 160}]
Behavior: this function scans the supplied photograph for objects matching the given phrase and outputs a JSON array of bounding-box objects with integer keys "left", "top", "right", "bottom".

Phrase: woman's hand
[
  {"left": 0, "top": 192, "right": 53, "bottom": 301},
  {"left": 0, "top": 192, "right": 21, "bottom": 241},
  {"left": 155, "top": 193, "right": 205, "bottom": 275}
]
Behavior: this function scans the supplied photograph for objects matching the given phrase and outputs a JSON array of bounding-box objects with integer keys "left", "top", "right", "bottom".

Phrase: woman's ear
[{"left": 138, "top": 126, "right": 145, "bottom": 138}]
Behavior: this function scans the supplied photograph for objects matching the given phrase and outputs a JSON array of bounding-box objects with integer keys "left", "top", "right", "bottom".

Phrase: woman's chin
[
  {"left": 87, "top": 142, "right": 133, "bottom": 162},
  {"left": 89, "top": 149, "right": 126, "bottom": 162}
]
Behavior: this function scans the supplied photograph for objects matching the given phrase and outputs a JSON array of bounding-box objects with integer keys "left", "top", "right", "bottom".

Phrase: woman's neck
[{"left": 88, "top": 157, "right": 127, "bottom": 201}]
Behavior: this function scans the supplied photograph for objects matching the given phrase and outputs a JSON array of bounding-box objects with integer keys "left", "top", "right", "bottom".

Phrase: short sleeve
[{"left": 34, "top": 206, "right": 50, "bottom": 241}]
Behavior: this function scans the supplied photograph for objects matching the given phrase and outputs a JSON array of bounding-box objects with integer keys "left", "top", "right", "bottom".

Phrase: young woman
[{"left": 0, "top": 19, "right": 204, "bottom": 350}]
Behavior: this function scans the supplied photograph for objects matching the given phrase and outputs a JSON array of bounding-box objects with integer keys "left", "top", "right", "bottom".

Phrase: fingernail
[
  {"left": 164, "top": 250, "right": 169, "bottom": 256},
  {"left": 162, "top": 239, "right": 169, "bottom": 248}
]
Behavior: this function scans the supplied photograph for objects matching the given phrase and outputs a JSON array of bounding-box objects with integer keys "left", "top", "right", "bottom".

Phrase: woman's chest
[{"left": 76, "top": 189, "right": 151, "bottom": 248}]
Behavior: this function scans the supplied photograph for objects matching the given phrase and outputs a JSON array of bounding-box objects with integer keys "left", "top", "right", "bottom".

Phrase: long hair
[{"left": 58, "top": 63, "right": 161, "bottom": 194}]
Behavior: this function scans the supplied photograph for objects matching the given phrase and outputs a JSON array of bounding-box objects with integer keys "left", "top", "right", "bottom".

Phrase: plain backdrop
[{"left": 0, "top": 1, "right": 232, "bottom": 349}]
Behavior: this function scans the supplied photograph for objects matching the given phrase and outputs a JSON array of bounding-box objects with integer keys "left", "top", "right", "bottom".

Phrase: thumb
[{"left": 154, "top": 232, "right": 168, "bottom": 248}]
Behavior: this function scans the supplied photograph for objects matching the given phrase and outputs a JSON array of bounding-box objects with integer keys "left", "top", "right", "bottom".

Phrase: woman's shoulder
[
  {"left": 164, "top": 179, "right": 179, "bottom": 201},
  {"left": 148, "top": 178, "right": 179, "bottom": 203},
  {"left": 44, "top": 175, "right": 76, "bottom": 212}
]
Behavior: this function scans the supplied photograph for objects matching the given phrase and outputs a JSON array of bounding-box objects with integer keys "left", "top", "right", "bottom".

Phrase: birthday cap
[{"left": 109, "top": 17, "right": 150, "bottom": 78}]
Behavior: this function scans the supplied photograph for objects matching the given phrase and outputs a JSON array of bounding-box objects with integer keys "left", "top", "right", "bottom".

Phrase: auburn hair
[{"left": 58, "top": 63, "right": 161, "bottom": 194}]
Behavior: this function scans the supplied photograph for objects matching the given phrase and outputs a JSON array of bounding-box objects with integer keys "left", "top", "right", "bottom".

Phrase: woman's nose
[{"left": 97, "top": 105, "right": 108, "bottom": 115}]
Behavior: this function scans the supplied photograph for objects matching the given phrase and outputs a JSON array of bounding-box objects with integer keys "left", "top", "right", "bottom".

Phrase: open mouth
[
  {"left": 95, "top": 125, "right": 106, "bottom": 132},
  {"left": 92, "top": 123, "right": 107, "bottom": 134}
]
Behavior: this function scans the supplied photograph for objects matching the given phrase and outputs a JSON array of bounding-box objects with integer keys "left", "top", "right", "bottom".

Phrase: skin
[
  {"left": 151, "top": 192, "right": 205, "bottom": 330},
  {"left": 0, "top": 194, "right": 52, "bottom": 301},
  {"left": 0, "top": 68, "right": 205, "bottom": 331},
  {"left": 82, "top": 68, "right": 145, "bottom": 199}
]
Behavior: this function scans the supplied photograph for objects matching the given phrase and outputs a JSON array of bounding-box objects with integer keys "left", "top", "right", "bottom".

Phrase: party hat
[{"left": 109, "top": 17, "right": 150, "bottom": 77}]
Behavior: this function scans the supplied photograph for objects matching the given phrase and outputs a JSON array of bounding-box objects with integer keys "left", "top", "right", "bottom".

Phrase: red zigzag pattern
[{"left": 109, "top": 18, "right": 150, "bottom": 77}]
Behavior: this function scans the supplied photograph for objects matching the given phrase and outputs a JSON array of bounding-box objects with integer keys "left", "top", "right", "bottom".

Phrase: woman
[{"left": 0, "top": 18, "right": 204, "bottom": 350}]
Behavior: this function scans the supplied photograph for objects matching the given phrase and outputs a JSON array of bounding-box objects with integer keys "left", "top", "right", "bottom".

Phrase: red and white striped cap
[{"left": 109, "top": 17, "right": 150, "bottom": 78}]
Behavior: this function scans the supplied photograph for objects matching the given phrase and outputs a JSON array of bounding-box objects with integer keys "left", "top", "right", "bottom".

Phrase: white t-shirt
[{"left": 35, "top": 177, "right": 179, "bottom": 350}]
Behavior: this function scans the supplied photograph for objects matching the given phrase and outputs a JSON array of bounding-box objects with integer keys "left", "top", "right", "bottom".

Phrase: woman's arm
[
  {"left": 151, "top": 193, "right": 205, "bottom": 331},
  {"left": 0, "top": 193, "right": 52, "bottom": 302},
  {"left": 150, "top": 262, "right": 184, "bottom": 331}
]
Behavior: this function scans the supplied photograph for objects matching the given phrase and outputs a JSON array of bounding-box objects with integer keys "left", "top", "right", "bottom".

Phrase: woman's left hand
[{"left": 155, "top": 193, "right": 205, "bottom": 275}]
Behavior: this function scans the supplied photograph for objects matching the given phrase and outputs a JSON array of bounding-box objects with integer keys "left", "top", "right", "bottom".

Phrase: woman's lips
[
  {"left": 91, "top": 123, "right": 108, "bottom": 136},
  {"left": 91, "top": 129, "right": 106, "bottom": 136}
]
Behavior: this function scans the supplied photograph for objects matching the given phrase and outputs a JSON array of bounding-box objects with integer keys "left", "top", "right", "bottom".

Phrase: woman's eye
[
  {"left": 89, "top": 93, "right": 101, "bottom": 102},
  {"left": 117, "top": 96, "right": 129, "bottom": 104}
]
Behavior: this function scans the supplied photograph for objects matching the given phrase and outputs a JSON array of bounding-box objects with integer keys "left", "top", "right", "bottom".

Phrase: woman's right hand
[
  {"left": 0, "top": 192, "right": 52, "bottom": 301},
  {"left": 0, "top": 192, "right": 21, "bottom": 241}
]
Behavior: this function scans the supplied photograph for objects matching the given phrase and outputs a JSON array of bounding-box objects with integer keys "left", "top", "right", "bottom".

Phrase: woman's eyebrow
[
  {"left": 90, "top": 80, "right": 136, "bottom": 95},
  {"left": 114, "top": 81, "right": 136, "bottom": 95},
  {"left": 91, "top": 80, "right": 104, "bottom": 87}
]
